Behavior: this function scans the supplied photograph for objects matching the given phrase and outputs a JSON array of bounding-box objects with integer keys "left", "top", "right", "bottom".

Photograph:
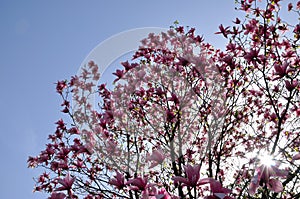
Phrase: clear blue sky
[{"left": 0, "top": 1, "right": 241, "bottom": 198}]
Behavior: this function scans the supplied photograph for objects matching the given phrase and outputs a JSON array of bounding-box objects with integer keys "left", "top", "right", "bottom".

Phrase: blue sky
[{"left": 0, "top": 1, "right": 241, "bottom": 198}]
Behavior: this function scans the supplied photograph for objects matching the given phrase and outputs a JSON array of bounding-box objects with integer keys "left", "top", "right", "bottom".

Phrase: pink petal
[
  {"left": 221, "top": 187, "right": 232, "bottom": 194},
  {"left": 293, "top": 153, "right": 300, "bottom": 161},
  {"left": 210, "top": 180, "right": 223, "bottom": 192},
  {"left": 49, "top": 192, "right": 66, "bottom": 199},
  {"left": 249, "top": 175, "right": 259, "bottom": 195},
  {"left": 149, "top": 162, "right": 159, "bottom": 169},
  {"left": 268, "top": 179, "right": 283, "bottom": 193},
  {"left": 198, "top": 178, "right": 214, "bottom": 185},
  {"left": 172, "top": 176, "right": 189, "bottom": 186}
]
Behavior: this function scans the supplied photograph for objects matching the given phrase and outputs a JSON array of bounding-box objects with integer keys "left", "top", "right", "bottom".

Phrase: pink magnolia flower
[
  {"left": 285, "top": 80, "right": 298, "bottom": 91},
  {"left": 173, "top": 164, "right": 203, "bottom": 187},
  {"left": 141, "top": 186, "right": 171, "bottom": 199},
  {"left": 200, "top": 178, "right": 233, "bottom": 199},
  {"left": 155, "top": 188, "right": 171, "bottom": 199},
  {"left": 56, "top": 80, "right": 67, "bottom": 94},
  {"left": 168, "top": 93, "right": 180, "bottom": 105},
  {"left": 249, "top": 164, "right": 288, "bottom": 195},
  {"left": 273, "top": 62, "right": 293, "bottom": 80},
  {"left": 55, "top": 119, "right": 66, "bottom": 131},
  {"left": 126, "top": 176, "right": 149, "bottom": 191},
  {"left": 71, "top": 158, "right": 85, "bottom": 169},
  {"left": 68, "top": 127, "right": 79, "bottom": 135},
  {"left": 55, "top": 173, "right": 75, "bottom": 192},
  {"left": 113, "top": 69, "right": 124, "bottom": 83},
  {"left": 215, "top": 24, "right": 230, "bottom": 38},
  {"left": 146, "top": 149, "right": 166, "bottom": 168},
  {"left": 176, "top": 26, "right": 184, "bottom": 33},
  {"left": 109, "top": 171, "right": 125, "bottom": 190},
  {"left": 233, "top": 17, "right": 241, "bottom": 24},
  {"left": 166, "top": 110, "right": 176, "bottom": 122},
  {"left": 155, "top": 87, "right": 166, "bottom": 97},
  {"left": 126, "top": 177, "right": 164, "bottom": 198},
  {"left": 244, "top": 48, "right": 259, "bottom": 63},
  {"left": 48, "top": 192, "right": 66, "bottom": 199},
  {"left": 121, "top": 61, "right": 138, "bottom": 71}
]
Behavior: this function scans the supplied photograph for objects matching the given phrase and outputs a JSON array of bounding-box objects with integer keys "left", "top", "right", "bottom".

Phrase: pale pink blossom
[{"left": 146, "top": 149, "right": 165, "bottom": 168}]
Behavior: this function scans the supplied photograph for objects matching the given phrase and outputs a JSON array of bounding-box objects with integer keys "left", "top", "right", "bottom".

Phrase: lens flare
[{"left": 259, "top": 153, "right": 275, "bottom": 167}]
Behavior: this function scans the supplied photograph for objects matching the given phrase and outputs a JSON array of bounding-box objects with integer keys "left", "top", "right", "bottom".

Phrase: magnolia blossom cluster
[{"left": 28, "top": 0, "right": 300, "bottom": 198}]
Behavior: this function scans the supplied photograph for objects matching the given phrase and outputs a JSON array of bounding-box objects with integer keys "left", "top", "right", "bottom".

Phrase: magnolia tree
[{"left": 28, "top": 0, "right": 300, "bottom": 198}]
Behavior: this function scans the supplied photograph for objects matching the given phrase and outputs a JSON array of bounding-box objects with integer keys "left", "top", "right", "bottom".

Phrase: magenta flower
[
  {"left": 48, "top": 192, "right": 66, "bottom": 199},
  {"left": 168, "top": 93, "right": 180, "bottom": 105},
  {"left": 166, "top": 110, "right": 176, "bottom": 122},
  {"left": 55, "top": 173, "right": 75, "bottom": 192},
  {"left": 285, "top": 80, "right": 298, "bottom": 91},
  {"left": 244, "top": 48, "right": 259, "bottom": 63},
  {"left": 109, "top": 171, "right": 125, "bottom": 190},
  {"left": 273, "top": 62, "right": 293, "bottom": 80},
  {"left": 146, "top": 149, "right": 166, "bottom": 168},
  {"left": 155, "top": 87, "right": 166, "bottom": 97},
  {"left": 173, "top": 164, "right": 202, "bottom": 187},
  {"left": 233, "top": 17, "right": 241, "bottom": 24},
  {"left": 126, "top": 176, "right": 148, "bottom": 191},
  {"left": 140, "top": 185, "right": 171, "bottom": 199},
  {"left": 112, "top": 69, "right": 124, "bottom": 83},
  {"left": 121, "top": 61, "right": 138, "bottom": 71},
  {"left": 200, "top": 178, "right": 232, "bottom": 199},
  {"left": 56, "top": 80, "right": 67, "bottom": 94},
  {"left": 215, "top": 24, "right": 230, "bottom": 38},
  {"left": 155, "top": 188, "right": 171, "bottom": 199},
  {"left": 249, "top": 164, "right": 288, "bottom": 195}
]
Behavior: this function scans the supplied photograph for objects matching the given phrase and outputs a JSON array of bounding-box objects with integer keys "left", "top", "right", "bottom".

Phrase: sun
[{"left": 259, "top": 153, "right": 275, "bottom": 167}]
